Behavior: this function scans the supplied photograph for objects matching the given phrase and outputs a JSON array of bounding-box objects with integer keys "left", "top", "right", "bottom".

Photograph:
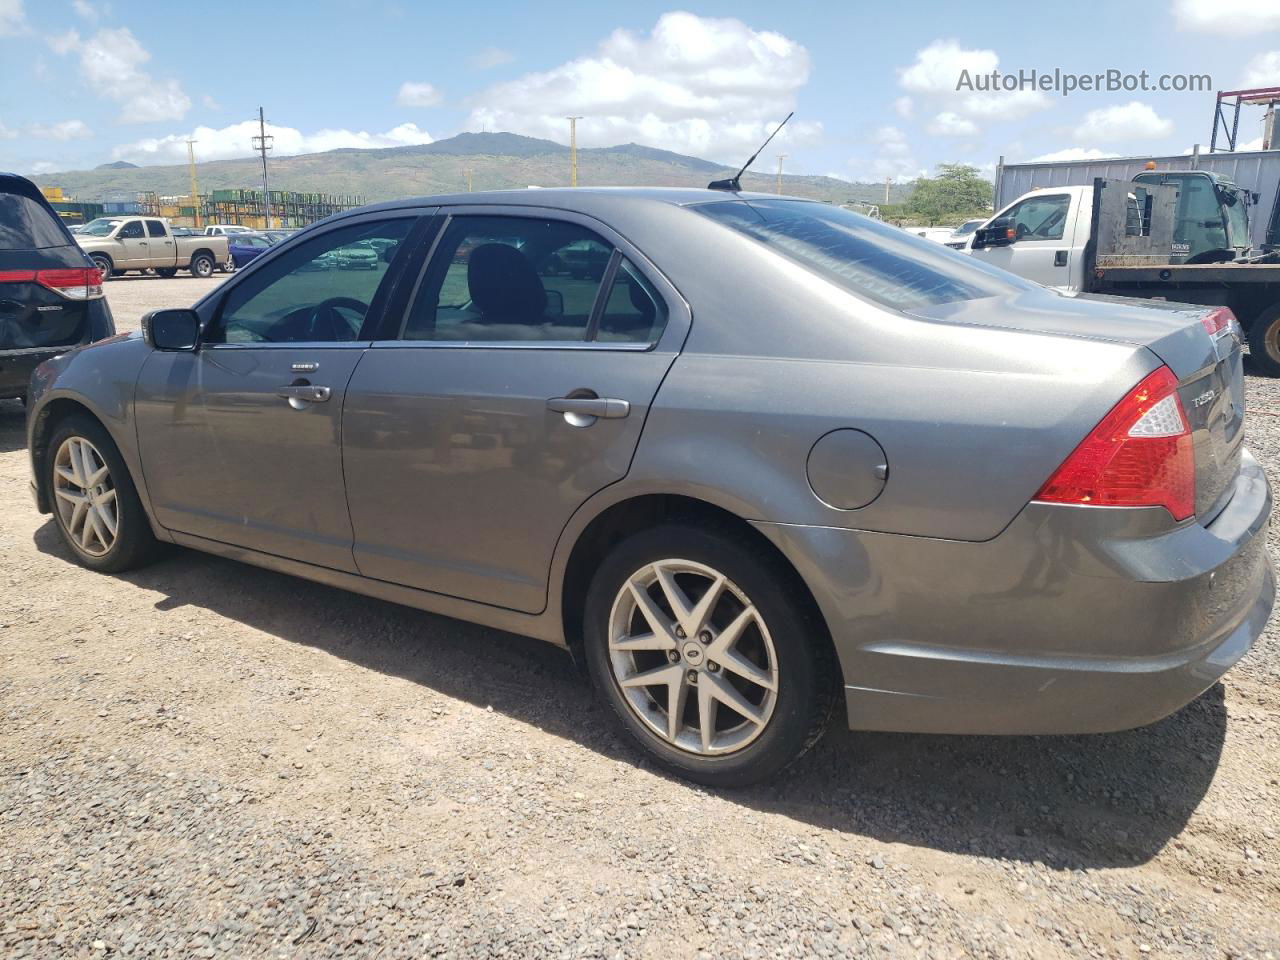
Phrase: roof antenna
[{"left": 708, "top": 112, "right": 794, "bottom": 192}]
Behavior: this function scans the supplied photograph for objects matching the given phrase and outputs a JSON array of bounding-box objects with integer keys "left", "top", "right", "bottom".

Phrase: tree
[{"left": 902, "top": 164, "right": 992, "bottom": 225}]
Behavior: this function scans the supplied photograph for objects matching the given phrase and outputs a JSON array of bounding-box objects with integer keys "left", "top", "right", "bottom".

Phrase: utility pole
[
  {"left": 465, "top": 167, "right": 473, "bottom": 192},
  {"left": 185, "top": 139, "right": 201, "bottom": 228},
  {"left": 251, "top": 107, "right": 273, "bottom": 228},
  {"left": 884, "top": 177, "right": 892, "bottom": 204},
  {"left": 776, "top": 154, "right": 787, "bottom": 194},
  {"left": 566, "top": 116, "right": 583, "bottom": 187}
]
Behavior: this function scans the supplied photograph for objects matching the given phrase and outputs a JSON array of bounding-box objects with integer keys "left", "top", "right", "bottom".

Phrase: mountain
[{"left": 35, "top": 132, "right": 908, "bottom": 206}]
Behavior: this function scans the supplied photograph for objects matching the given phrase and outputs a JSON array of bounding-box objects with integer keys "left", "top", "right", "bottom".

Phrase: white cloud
[
  {"left": 396, "top": 81, "right": 442, "bottom": 107},
  {"left": 466, "top": 12, "right": 820, "bottom": 162},
  {"left": 27, "top": 161, "right": 58, "bottom": 175},
  {"left": 114, "top": 119, "right": 434, "bottom": 164},
  {"left": 1027, "top": 147, "right": 1118, "bottom": 163},
  {"left": 28, "top": 119, "right": 92, "bottom": 140},
  {"left": 893, "top": 96, "right": 913, "bottom": 119},
  {"left": 48, "top": 27, "right": 191, "bottom": 124},
  {"left": 864, "top": 125, "right": 924, "bottom": 182},
  {"left": 0, "top": 120, "right": 17, "bottom": 140},
  {"left": 71, "top": 0, "right": 107, "bottom": 21},
  {"left": 201, "top": 94, "right": 221, "bottom": 110},
  {"left": 469, "top": 46, "right": 513, "bottom": 69},
  {"left": 898, "top": 39, "right": 1050, "bottom": 130},
  {"left": 1241, "top": 51, "right": 1280, "bottom": 87},
  {"left": 1175, "top": 0, "right": 1280, "bottom": 33},
  {"left": 0, "top": 0, "right": 25, "bottom": 36},
  {"left": 1073, "top": 101, "right": 1172, "bottom": 143},
  {"left": 927, "top": 111, "right": 977, "bottom": 137}
]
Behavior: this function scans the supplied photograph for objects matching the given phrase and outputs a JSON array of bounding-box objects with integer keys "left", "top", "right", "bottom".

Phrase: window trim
[
  {"left": 387, "top": 204, "right": 687, "bottom": 353},
  {"left": 201, "top": 211, "right": 426, "bottom": 350}
]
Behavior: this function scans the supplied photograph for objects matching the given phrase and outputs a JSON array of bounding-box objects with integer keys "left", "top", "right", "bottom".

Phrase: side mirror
[
  {"left": 543, "top": 289, "right": 565, "bottom": 318},
  {"left": 143, "top": 308, "right": 201, "bottom": 352},
  {"left": 974, "top": 217, "right": 1015, "bottom": 249}
]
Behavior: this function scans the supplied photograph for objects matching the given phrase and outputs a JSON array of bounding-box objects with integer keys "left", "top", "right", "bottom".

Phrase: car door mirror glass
[
  {"left": 544, "top": 288, "right": 565, "bottom": 317},
  {"left": 143, "top": 308, "right": 201, "bottom": 351}
]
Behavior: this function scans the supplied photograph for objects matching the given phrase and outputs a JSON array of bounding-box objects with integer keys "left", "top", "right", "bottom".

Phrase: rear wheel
[
  {"left": 1248, "top": 304, "right": 1280, "bottom": 377},
  {"left": 189, "top": 253, "right": 214, "bottom": 278},
  {"left": 89, "top": 254, "right": 112, "bottom": 281},
  {"left": 583, "top": 524, "right": 836, "bottom": 787},
  {"left": 46, "top": 415, "right": 161, "bottom": 573}
]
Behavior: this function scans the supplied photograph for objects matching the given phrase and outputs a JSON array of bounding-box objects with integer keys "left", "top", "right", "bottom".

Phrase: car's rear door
[
  {"left": 341, "top": 208, "right": 690, "bottom": 613},
  {"left": 133, "top": 212, "right": 427, "bottom": 569}
]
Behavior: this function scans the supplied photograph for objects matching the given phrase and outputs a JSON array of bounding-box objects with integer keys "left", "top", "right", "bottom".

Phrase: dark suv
[{"left": 0, "top": 173, "right": 114, "bottom": 402}]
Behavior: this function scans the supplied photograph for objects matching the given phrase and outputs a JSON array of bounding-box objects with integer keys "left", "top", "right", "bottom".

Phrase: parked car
[
  {"left": 333, "top": 240, "right": 379, "bottom": 270},
  {"left": 203, "top": 224, "right": 253, "bottom": 236},
  {"left": 226, "top": 232, "right": 277, "bottom": 269},
  {"left": 0, "top": 172, "right": 114, "bottom": 402},
  {"left": 944, "top": 218, "right": 986, "bottom": 250},
  {"left": 908, "top": 227, "right": 957, "bottom": 243},
  {"left": 76, "top": 216, "right": 231, "bottom": 280},
  {"left": 25, "top": 188, "right": 1274, "bottom": 786}
]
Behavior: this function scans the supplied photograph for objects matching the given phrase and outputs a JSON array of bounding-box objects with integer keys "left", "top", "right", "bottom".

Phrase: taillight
[
  {"left": 1199, "top": 306, "right": 1235, "bottom": 337},
  {"left": 1034, "top": 365, "right": 1195, "bottom": 521},
  {"left": 0, "top": 267, "right": 103, "bottom": 300}
]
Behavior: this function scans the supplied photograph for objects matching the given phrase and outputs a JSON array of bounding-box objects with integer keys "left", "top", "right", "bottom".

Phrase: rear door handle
[
  {"left": 277, "top": 384, "right": 331, "bottom": 407},
  {"left": 547, "top": 396, "right": 630, "bottom": 425}
]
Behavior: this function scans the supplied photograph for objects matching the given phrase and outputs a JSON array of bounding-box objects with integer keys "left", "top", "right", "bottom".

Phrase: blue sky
[{"left": 2, "top": 0, "right": 1280, "bottom": 182}]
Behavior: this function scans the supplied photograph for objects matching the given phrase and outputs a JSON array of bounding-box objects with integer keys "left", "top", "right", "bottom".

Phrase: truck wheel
[
  {"left": 89, "top": 254, "right": 112, "bottom": 281},
  {"left": 1248, "top": 305, "right": 1280, "bottom": 377},
  {"left": 156, "top": 267, "right": 178, "bottom": 278},
  {"left": 189, "top": 253, "right": 214, "bottom": 278}
]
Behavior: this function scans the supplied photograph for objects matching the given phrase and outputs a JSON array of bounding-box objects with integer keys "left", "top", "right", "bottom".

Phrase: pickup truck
[
  {"left": 75, "top": 216, "right": 231, "bottom": 281},
  {"left": 966, "top": 171, "right": 1280, "bottom": 376}
]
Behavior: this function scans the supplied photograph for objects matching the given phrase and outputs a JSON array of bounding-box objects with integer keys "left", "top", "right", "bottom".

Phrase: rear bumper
[
  {"left": 0, "top": 346, "right": 64, "bottom": 399},
  {"left": 754, "top": 448, "right": 1275, "bottom": 735}
]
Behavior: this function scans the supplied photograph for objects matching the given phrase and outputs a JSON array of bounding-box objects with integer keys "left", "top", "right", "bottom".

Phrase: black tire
[
  {"left": 583, "top": 523, "right": 837, "bottom": 787},
  {"left": 189, "top": 253, "right": 214, "bottom": 278},
  {"left": 1247, "top": 305, "right": 1280, "bottom": 377},
  {"left": 156, "top": 267, "right": 178, "bottom": 278},
  {"left": 89, "top": 254, "right": 113, "bottom": 282},
  {"left": 45, "top": 414, "right": 162, "bottom": 573}
]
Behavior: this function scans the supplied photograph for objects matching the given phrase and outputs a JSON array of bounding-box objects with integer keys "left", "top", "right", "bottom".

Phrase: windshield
[
  {"left": 694, "top": 199, "right": 1029, "bottom": 310},
  {"left": 953, "top": 219, "right": 983, "bottom": 237},
  {"left": 80, "top": 218, "right": 123, "bottom": 237}
]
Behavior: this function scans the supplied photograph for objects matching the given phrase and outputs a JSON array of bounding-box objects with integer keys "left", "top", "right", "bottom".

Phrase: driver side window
[
  {"left": 208, "top": 218, "right": 414, "bottom": 344},
  {"left": 1003, "top": 194, "right": 1071, "bottom": 242}
]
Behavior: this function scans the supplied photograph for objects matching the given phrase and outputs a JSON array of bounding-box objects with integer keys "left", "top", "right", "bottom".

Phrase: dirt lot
[{"left": 0, "top": 277, "right": 1278, "bottom": 958}]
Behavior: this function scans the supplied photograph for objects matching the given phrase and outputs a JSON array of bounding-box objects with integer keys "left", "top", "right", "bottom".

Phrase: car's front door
[
  {"left": 133, "top": 214, "right": 421, "bottom": 569},
  {"left": 970, "top": 192, "right": 1077, "bottom": 289},
  {"left": 342, "top": 210, "right": 689, "bottom": 612},
  {"left": 114, "top": 220, "right": 149, "bottom": 269}
]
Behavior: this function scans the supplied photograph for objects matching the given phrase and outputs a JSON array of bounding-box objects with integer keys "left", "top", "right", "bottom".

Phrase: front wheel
[
  {"left": 583, "top": 524, "right": 836, "bottom": 787},
  {"left": 46, "top": 415, "right": 161, "bottom": 573},
  {"left": 1248, "top": 305, "right": 1280, "bottom": 377},
  {"left": 189, "top": 253, "right": 214, "bottom": 278}
]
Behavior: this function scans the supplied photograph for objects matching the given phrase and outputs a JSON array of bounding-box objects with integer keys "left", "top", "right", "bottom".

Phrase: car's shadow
[
  {"left": 32, "top": 522, "right": 1227, "bottom": 870},
  {"left": 0, "top": 399, "right": 29, "bottom": 454}
]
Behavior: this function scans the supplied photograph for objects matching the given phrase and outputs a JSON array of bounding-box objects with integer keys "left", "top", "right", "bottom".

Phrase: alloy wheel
[
  {"left": 53, "top": 436, "right": 118, "bottom": 557},
  {"left": 607, "top": 559, "right": 779, "bottom": 756}
]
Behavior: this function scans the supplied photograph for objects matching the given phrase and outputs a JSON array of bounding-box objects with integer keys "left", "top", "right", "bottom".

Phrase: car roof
[{"left": 328, "top": 186, "right": 809, "bottom": 222}]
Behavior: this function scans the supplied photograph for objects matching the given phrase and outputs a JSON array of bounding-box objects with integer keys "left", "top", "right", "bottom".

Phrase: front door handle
[
  {"left": 277, "top": 384, "right": 331, "bottom": 409},
  {"left": 547, "top": 395, "right": 630, "bottom": 426}
]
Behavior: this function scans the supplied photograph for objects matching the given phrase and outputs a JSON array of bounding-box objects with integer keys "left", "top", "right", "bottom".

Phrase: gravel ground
[{"left": 0, "top": 279, "right": 1277, "bottom": 958}]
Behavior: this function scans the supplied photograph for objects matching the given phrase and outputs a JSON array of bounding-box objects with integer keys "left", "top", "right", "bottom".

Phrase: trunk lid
[
  {"left": 0, "top": 246, "right": 92, "bottom": 351},
  {"left": 906, "top": 287, "right": 1245, "bottom": 520}
]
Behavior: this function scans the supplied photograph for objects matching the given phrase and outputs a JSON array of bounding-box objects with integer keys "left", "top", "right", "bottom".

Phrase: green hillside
[{"left": 34, "top": 132, "right": 910, "bottom": 206}]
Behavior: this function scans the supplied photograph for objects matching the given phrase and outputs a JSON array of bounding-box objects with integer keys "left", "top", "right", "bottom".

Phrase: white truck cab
[{"left": 967, "top": 186, "right": 1092, "bottom": 290}]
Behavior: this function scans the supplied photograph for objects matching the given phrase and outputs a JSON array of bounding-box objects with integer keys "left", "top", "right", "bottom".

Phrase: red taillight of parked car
[
  {"left": 1034, "top": 365, "right": 1194, "bottom": 521},
  {"left": 1199, "top": 306, "right": 1237, "bottom": 338},
  {"left": 0, "top": 267, "right": 104, "bottom": 300}
]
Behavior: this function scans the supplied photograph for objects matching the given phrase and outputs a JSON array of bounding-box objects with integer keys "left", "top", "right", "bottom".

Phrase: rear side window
[
  {"left": 694, "top": 199, "right": 1027, "bottom": 311},
  {"left": 145, "top": 220, "right": 166, "bottom": 237},
  {"left": 0, "top": 191, "right": 70, "bottom": 251},
  {"left": 404, "top": 215, "right": 611, "bottom": 343}
]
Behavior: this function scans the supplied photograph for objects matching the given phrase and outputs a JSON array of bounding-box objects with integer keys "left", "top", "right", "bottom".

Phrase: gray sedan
[{"left": 24, "top": 189, "right": 1275, "bottom": 786}]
